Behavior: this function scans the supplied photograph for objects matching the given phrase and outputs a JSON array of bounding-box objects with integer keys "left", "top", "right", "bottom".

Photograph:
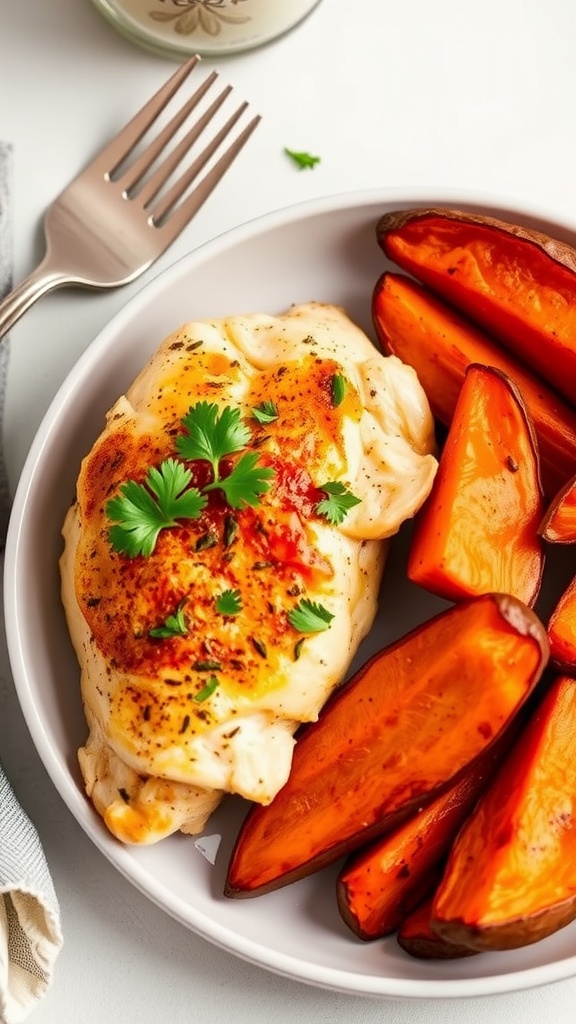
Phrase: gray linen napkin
[{"left": 0, "top": 142, "right": 63, "bottom": 1024}]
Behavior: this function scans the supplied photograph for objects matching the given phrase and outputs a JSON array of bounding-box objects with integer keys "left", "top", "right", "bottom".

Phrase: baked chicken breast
[{"left": 60, "top": 302, "right": 437, "bottom": 845}]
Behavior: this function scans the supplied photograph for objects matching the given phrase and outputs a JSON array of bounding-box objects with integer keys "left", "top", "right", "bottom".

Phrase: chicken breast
[{"left": 60, "top": 302, "right": 437, "bottom": 845}]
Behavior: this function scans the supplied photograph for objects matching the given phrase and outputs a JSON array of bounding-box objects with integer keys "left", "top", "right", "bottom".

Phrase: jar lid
[{"left": 91, "top": 0, "right": 322, "bottom": 59}]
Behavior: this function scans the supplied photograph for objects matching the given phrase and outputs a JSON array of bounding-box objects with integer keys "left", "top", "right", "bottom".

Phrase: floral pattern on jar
[{"left": 149, "top": 1, "right": 252, "bottom": 39}]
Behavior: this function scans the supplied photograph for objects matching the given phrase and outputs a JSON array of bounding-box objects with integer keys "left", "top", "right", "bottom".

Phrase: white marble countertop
[{"left": 3, "top": 0, "right": 576, "bottom": 1020}]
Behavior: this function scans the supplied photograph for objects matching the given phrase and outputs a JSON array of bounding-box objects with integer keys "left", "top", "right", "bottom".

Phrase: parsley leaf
[
  {"left": 331, "top": 373, "right": 347, "bottom": 407},
  {"left": 193, "top": 675, "right": 219, "bottom": 703},
  {"left": 176, "top": 402, "right": 252, "bottom": 477},
  {"left": 176, "top": 402, "right": 274, "bottom": 508},
  {"left": 252, "top": 401, "right": 279, "bottom": 424},
  {"left": 288, "top": 599, "right": 334, "bottom": 633},
  {"left": 192, "top": 659, "right": 222, "bottom": 671},
  {"left": 148, "top": 599, "right": 189, "bottom": 638},
  {"left": 107, "top": 458, "right": 206, "bottom": 558},
  {"left": 285, "top": 148, "right": 321, "bottom": 170},
  {"left": 207, "top": 450, "right": 274, "bottom": 509},
  {"left": 215, "top": 588, "right": 242, "bottom": 616},
  {"left": 316, "top": 481, "right": 361, "bottom": 525},
  {"left": 223, "top": 515, "right": 238, "bottom": 548}
]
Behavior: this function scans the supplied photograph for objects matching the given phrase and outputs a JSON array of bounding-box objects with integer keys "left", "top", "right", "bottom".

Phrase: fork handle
[{"left": 0, "top": 259, "right": 71, "bottom": 340}]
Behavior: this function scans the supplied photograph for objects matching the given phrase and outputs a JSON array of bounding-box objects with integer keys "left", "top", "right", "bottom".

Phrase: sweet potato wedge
[
  {"left": 539, "top": 473, "right": 576, "bottom": 543},
  {"left": 225, "top": 594, "right": 548, "bottom": 898},
  {"left": 372, "top": 272, "right": 576, "bottom": 498},
  {"left": 538, "top": 476, "right": 576, "bottom": 670},
  {"left": 407, "top": 363, "right": 545, "bottom": 606},
  {"left": 397, "top": 898, "right": 478, "bottom": 960},
  {"left": 376, "top": 207, "right": 576, "bottom": 406},
  {"left": 431, "top": 674, "right": 576, "bottom": 951},
  {"left": 546, "top": 576, "right": 576, "bottom": 672},
  {"left": 336, "top": 733, "right": 507, "bottom": 940}
]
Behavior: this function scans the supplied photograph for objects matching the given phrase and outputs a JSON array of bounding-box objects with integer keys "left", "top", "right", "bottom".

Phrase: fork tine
[
  {"left": 116, "top": 71, "right": 220, "bottom": 195},
  {"left": 94, "top": 54, "right": 202, "bottom": 177},
  {"left": 153, "top": 114, "right": 261, "bottom": 240},
  {"left": 150, "top": 101, "right": 249, "bottom": 224},
  {"left": 135, "top": 84, "right": 234, "bottom": 210}
]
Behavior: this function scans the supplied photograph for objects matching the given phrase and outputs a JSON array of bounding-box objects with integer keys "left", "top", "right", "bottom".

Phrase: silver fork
[{"left": 0, "top": 55, "right": 260, "bottom": 340}]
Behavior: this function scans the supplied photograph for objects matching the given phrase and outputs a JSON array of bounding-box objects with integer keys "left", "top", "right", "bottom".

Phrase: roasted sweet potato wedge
[
  {"left": 407, "top": 363, "right": 545, "bottom": 606},
  {"left": 431, "top": 674, "right": 576, "bottom": 951},
  {"left": 372, "top": 272, "right": 576, "bottom": 498},
  {"left": 539, "top": 473, "right": 576, "bottom": 543},
  {"left": 337, "top": 732, "right": 507, "bottom": 940},
  {"left": 225, "top": 594, "right": 548, "bottom": 898},
  {"left": 546, "top": 576, "right": 576, "bottom": 672},
  {"left": 538, "top": 477, "right": 576, "bottom": 670},
  {"left": 376, "top": 207, "right": 576, "bottom": 406},
  {"left": 397, "top": 898, "right": 478, "bottom": 960}
]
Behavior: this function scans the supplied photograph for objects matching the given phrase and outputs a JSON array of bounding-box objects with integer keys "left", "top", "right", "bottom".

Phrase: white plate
[{"left": 6, "top": 187, "right": 576, "bottom": 999}]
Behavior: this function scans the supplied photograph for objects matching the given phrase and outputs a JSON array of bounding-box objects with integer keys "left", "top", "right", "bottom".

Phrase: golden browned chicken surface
[{"left": 60, "top": 302, "right": 437, "bottom": 845}]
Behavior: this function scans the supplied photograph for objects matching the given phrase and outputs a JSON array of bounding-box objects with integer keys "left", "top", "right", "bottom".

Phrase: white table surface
[{"left": 3, "top": 0, "right": 576, "bottom": 1021}]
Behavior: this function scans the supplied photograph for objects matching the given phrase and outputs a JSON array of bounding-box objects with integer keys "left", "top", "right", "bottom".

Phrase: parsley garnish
[
  {"left": 294, "top": 638, "right": 305, "bottom": 661},
  {"left": 250, "top": 637, "right": 267, "bottom": 659},
  {"left": 176, "top": 402, "right": 274, "bottom": 509},
  {"left": 195, "top": 532, "right": 218, "bottom": 552},
  {"left": 331, "top": 373, "right": 347, "bottom": 407},
  {"left": 214, "top": 451, "right": 274, "bottom": 509},
  {"left": 288, "top": 599, "right": 334, "bottom": 633},
  {"left": 223, "top": 515, "right": 238, "bottom": 548},
  {"left": 252, "top": 401, "right": 279, "bottom": 424},
  {"left": 108, "top": 403, "right": 276, "bottom": 558},
  {"left": 316, "top": 481, "right": 361, "bottom": 525},
  {"left": 215, "top": 588, "right": 242, "bottom": 616},
  {"left": 107, "top": 458, "right": 206, "bottom": 558},
  {"left": 193, "top": 675, "right": 219, "bottom": 703},
  {"left": 148, "top": 599, "right": 189, "bottom": 638},
  {"left": 176, "top": 402, "right": 251, "bottom": 475},
  {"left": 284, "top": 148, "right": 321, "bottom": 170}
]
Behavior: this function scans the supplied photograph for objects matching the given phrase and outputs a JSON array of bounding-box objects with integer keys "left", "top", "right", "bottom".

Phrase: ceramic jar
[{"left": 91, "top": 0, "right": 324, "bottom": 58}]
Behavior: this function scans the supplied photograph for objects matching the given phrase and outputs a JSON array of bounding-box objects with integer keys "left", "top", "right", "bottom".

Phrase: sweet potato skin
[
  {"left": 407, "top": 363, "right": 545, "bottom": 606},
  {"left": 547, "top": 576, "right": 576, "bottom": 672},
  {"left": 336, "top": 735, "right": 507, "bottom": 940},
  {"left": 376, "top": 207, "right": 576, "bottom": 406},
  {"left": 431, "top": 674, "right": 576, "bottom": 951},
  {"left": 539, "top": 473, "right": 576, "bottom": 543},
  {"left": 539, "top": 478, "right": 576, "bottom": 670},
  {"left": 397, "top": 898, "right": 479, "bottom": 960},
  {"left": 225, "top": 594, "right": 548, "bottom": 898},
  {"left": 372, "top": 271, "right": 576, "bottom": 498}
]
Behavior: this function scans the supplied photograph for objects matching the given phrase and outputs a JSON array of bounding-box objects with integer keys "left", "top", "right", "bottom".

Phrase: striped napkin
[{"left": 0, "top": 142, "right": 63, "bottom": 1024}]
